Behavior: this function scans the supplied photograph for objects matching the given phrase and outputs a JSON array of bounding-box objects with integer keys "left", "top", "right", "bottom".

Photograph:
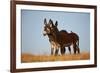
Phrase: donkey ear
[
  {"left": 49, "top": 19, "right": 53, "bottom": 27},
  {"left": 50, "top": 24, "right": 53, "bottom": 27},
  {"left": 49, "top": 19, "right": 51, "bottom": 23},
  {"left": 55, "top": 21, "right": 58, "bottom": 26},
  {"left": 49, "top": 19, "right": 53, "bottom": 24},
  {"left": 44, "top": 18, "right": 47, "bottom": 25}
]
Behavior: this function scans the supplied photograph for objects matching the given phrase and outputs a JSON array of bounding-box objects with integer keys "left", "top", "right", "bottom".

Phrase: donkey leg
[
  {"left": 55, "top": 49, "right": 59, "bottom": 56},
  {"left": 61, "top": 47, "right": 66, "bottom": 55},
  {"left": 75, "top": 44, "right": 80, "bottom": 54},
  {"left": 68, "top": 46, "right": 71, "bottom": 54},
  {"left": 77, "top": 39, "right": 80, "bottom": 54},
  {"left": 76, "top": 45, "right": 80, "bottom": 54},
  {"left": 78, "top": 48, "right": 80, "bottom": 54},
  {"left": 51, "top": 48, "right": 54, "bottom": 55},
  {"left": 73, "top": 44, "right": 77, "bottom": 54}
]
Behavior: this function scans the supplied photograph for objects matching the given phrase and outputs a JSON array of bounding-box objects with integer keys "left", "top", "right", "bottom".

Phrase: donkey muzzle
[{"left": 43, "top": 31, "right": 47, "bottom": 36}]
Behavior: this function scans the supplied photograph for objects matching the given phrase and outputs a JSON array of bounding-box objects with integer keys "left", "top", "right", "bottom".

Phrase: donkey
[
  {"left": 43, "top": 19, "right": 80, "bottom": 55},
  {"left": 59, "top": 30, "right": 80, "bottom": 54},
  {"left": 43, "top": 19, "right": 64, "bottom": 55},
  {"left": 52, "top": 20, "right": 80, "bottom": 54},
  {"left": 43, "top": 19, "right": 71, "bottom": 55}
]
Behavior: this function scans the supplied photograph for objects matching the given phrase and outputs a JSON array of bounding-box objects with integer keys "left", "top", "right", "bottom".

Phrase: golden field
[{"left": 21, "top": 52, "right": 90, "bottom": 63}]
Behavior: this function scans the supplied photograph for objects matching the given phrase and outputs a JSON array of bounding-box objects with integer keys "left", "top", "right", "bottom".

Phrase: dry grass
[{"left": 21, "top": 52, "right": 90, "bottom": 63}]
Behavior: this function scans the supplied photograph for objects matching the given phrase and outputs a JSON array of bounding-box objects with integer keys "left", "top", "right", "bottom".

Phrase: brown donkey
[{"left": 43, "top": 19, "right": 80, "bottom": 55}]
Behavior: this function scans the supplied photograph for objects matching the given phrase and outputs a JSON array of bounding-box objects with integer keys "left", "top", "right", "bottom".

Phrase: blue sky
[{"left": 21, "top": 10, "right": 90, "bottom": 55}]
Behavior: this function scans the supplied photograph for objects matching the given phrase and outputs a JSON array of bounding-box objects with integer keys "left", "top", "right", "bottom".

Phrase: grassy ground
[{"left": 21, "top": 52, "right": 90, "bottom": 63}]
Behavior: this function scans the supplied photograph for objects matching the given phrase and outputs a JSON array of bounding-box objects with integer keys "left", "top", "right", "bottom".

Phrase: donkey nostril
[{"left": 43, "top": 34, "right": 46, "bottom": 36}]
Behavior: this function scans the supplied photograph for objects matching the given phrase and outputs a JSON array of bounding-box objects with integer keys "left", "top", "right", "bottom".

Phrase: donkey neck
[{"left": 47, "top": 31, "right": 59, "bottom": 42}]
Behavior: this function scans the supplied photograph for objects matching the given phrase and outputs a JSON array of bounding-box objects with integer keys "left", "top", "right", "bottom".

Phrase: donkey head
[{"left": 43, "top": 18, "right": 59, "bottom": 36}]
